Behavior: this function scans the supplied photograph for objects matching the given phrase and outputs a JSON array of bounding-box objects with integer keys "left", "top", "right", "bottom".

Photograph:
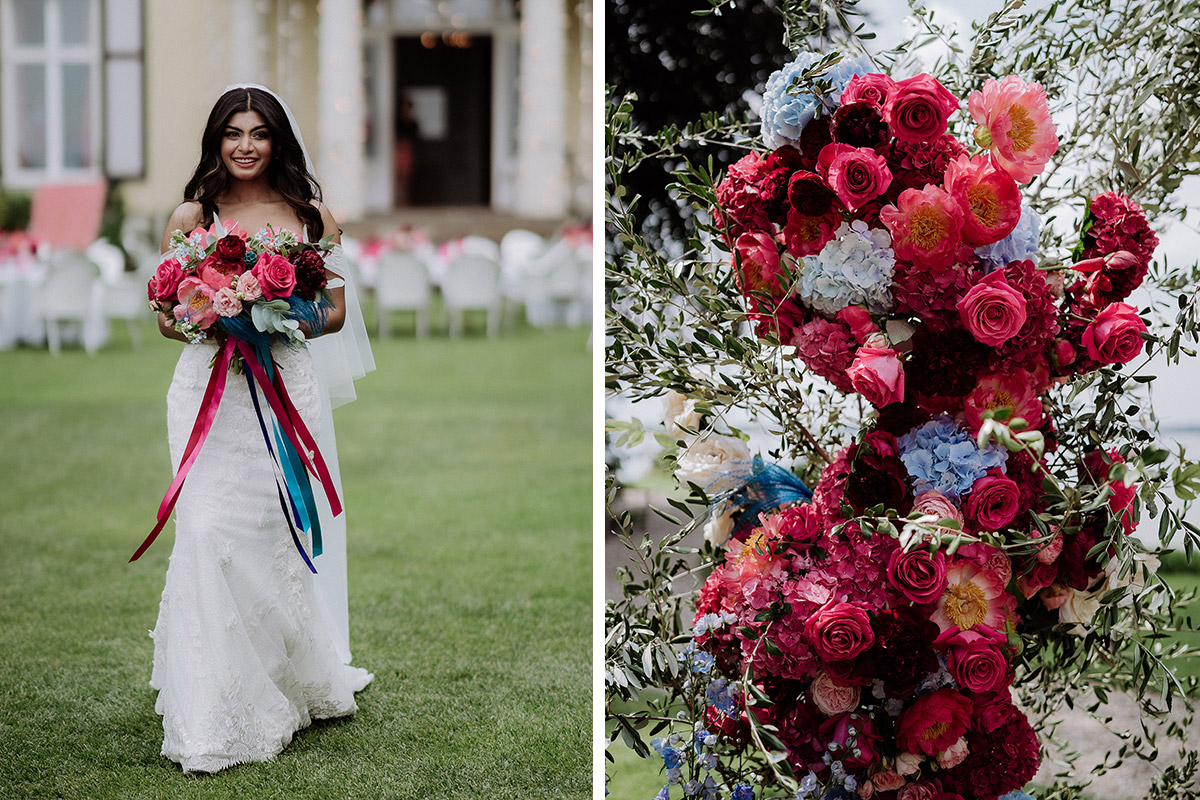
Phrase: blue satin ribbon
[{"left": 244, "top": 342, "right": 323, "bottom": 572}]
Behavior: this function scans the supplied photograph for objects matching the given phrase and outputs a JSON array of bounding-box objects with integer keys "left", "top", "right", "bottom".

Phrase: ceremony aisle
[{"left": 0, "top": 321, "right": 591, "bottom": 799}]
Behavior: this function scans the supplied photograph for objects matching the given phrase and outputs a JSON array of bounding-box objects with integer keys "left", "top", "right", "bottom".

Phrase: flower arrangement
[
  {"left": 147, "top": 220, "right": 335, "bottom": 347},
  {"left": 607, "top": 41, "right": 1200, "bottom": 800}
]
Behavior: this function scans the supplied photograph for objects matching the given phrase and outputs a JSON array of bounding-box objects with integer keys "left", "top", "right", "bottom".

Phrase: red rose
[
  {"left": 936, "top": 626, "right": 1008, "bottom": 693},
  {"left": 964, "top": 470, "right": 1021, "bottom": 530},
  {"left": 884, "top": 74, "right": 960, "bottom": 143},
  {"left": 841, "top": 72, "right": 897, "bottom": 107},
  {"left": 847, "top": 345, "right": 905, "bottom": 407},
  {"left": 214, "top": 234, "right": 247, "bottom": 266},
  {"left": 147, "top": 257, "right": 185, "bottom": 304},
  {"left": 830, "top": 101, "right": 890, "bottom": 149},
  {"left": 1081, "top": 302, "right": 1147, "bottom": 364},
  {"left": 787, "top": 170, "right": 838, "bottom": 217},
  {"left": 251, "top": 252, "right": 298, "bottom": 300},
  {"left": 887, "top": 547, "right": 948, "bottom": 605},
  {"left": 957, "top": 270, "right": 1028, "bottom": 346},
  {"left": 804, "top": 601, "right": 875, "bottom": 662},
  {"left": 896, "top": 688, "right": 973, "bottom": 756},
  {"left": 817, "top": 142, "right": 892, "bottom": 211}
]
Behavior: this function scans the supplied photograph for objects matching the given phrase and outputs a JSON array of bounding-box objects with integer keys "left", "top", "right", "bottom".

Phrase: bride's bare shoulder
[{"left": 161, "top": 202, "right": 206, "bottom": 252}]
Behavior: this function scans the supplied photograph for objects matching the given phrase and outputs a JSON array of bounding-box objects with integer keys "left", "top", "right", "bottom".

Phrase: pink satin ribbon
[{"left": 131, "top": 338, "right": 236, "bottom": 562}]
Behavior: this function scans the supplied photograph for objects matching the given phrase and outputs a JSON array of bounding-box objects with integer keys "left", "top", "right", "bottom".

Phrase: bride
[{"left": 148, "top": 84, "right": 374, "bottom": 772}]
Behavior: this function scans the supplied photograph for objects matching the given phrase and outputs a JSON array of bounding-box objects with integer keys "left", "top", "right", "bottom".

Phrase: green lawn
[{"left": 0, "top": 319, "right": 592, "bottom": 799}]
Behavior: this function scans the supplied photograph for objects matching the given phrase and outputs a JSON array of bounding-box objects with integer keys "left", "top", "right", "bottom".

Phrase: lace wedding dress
[{"left": 150, "top": 290, "right": 372, "bottom": 773}]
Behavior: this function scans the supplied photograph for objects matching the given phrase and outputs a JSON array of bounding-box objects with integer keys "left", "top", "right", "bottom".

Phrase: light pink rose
[
  {"left": 810, "top": 671, "right": 861, "bottom": 715},
  {"left": 817, "top": 142, "right": 892, "bottom": 211},
  {"left": 212, "top": 286, "right": 243, "bottom": 318},
  {"left": 1082, "top": 302, "right": 1147, "bottom": 364},
  {"left": 884, "top": 73, "right": 960, "bottom": 143},
  {"left": 847, "top": 345, "right": 905, "bottom": 407},
  {"left": 913, "top": 490, "right": 964, "bottom": 526},
  {"left": 841, "top": 73, "right": 898, "bottom": 108},
  {"left": 887, "top": 547, "right": 948, "bottom": 605},
  {"left": 236, "top": 270, "right": 263, "bottom": 301},
  {"left": 174, "top": 277, "right": 218, "bottom": 329},
  {"left": 251, "top": 252, "right": 297, "bottom": 300},
  {"left": 957, "top": 270, "right": 1028, "bottom": 346},
  {"left": 936, "top": 625, "right": 1009, "bottom": 693},
  {"left": 958, "top": 542, "right": 1014, "bottom": 587},
  {"left": 965, "top": 469, "right": 1021, "bottom": 530},
  {"left": 858, "top": 781, "right": 876, "bottom": 800},
  {"left": 936, "top": 735, "right": 970, "bottom": 769},
  {"left": 734, "top": 230, "right": 785, "bottom": 296},
  {"left": 147, "top": 257, "right": 185, "bottom": 304},
  {"left": 835, "top": 305, "right": 879, "bottom": 344},
  {"left": 1034, "top": 527, "right": 1064, "bottom": 565},
  {"left": 871, "top": 771, "right": 906, "bottom": 792},
  {"left": 804, "top": 601, "right": 875, "bottom": 662},
  {"left": 894, "top": 751, "right": 924, "bottom": 776}
]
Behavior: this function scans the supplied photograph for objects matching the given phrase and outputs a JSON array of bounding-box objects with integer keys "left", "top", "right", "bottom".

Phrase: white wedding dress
[{"left": 150, "top": 278, "right": 372, "bottom": 772}]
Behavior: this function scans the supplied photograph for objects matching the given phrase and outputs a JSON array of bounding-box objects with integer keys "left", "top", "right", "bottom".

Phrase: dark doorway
[{"left": 393, "top": 35, "right": 492, "bottom": 207}]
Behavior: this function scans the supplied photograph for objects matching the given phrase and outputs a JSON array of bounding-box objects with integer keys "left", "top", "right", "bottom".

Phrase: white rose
[
  {"left": 894, "top": 751, "right": 924, "bottom": 777},
  {"left": 674, "top": 434, "right": 752, "bottom": 494},
  {"left": 1057, "top": 586, "right": 1102, "bottom": 627},
  {"left": 704, "top": 505, "right": 737, "bottom": 548},
  {"left": 662, "top": 390, "right": 702, "bottom": 436}
]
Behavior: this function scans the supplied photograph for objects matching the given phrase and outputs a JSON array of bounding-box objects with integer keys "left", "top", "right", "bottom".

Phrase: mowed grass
[{"left": 0, "top": 318, "right": 591, "bottom": 799}]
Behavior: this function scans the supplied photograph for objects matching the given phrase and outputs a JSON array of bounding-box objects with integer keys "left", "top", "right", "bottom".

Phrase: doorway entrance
[{"left": 392, "top": 35, "right": 493, "bottom": 207}]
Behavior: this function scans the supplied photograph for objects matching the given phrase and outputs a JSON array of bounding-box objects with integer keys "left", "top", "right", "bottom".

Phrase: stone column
[
  {"left": 229, "top": 0, "right": 266, "bottom": 83},
  {"left": 316, "top": 0, "right": 366, "bottom": 220},
  {"left": 514, "top": 0, "right": 568, "bottom": 218}
]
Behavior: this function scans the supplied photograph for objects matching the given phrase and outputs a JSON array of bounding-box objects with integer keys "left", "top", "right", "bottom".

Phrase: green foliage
[
  {"left": 606, "top": 1, "right": 1200, "bottom": 796},
  {"left": 0, "top": 188, "right": 32, "bottom": 231}
]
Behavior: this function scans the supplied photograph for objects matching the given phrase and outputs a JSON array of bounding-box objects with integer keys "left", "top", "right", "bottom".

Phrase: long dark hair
[{"left": 183, "top": 87, "right": 324, "bottom": 239}]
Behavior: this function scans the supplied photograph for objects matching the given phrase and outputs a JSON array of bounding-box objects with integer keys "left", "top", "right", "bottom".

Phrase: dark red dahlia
[
  {"left": 291, "top": 249, "right": 328, "bottom": 299},
  {"left": 831, "top": 101, "right": 890, "bottom": 150},
  {"left": 759, "top": 167, "right": 794, "bottom": 223},
  {"left": 1081, "top": 191, "right": 1158, "bottom": 270},
  {"left": 906, "top": 327, "right": 989, "bottom": 400},
  {"left": 888, "top": 133, "right": 967, "bottom": 191},
  {"left": 714, "top": 152, "right": 775, "bottom": 241},
  {"left": 798, "top": 115, "right": 833, "bottom": 169},
  {"left": 787, "top": 170, "right": 838, "bottom": 218},
  {"left": 843, "top": 433, "right": 912, "bottom": 515},
  {"left": 1057, "top": 522, "right": 1103, "bottom": 591},
  {"left": 871, "top": 606, "right": 940, "bottom": 697},
  {"left": 767, "top": 145, "right": 804, "bottom": 172}
]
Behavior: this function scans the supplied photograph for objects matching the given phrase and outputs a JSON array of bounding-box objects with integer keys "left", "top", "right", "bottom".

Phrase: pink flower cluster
[{"left": 699, "top": 57, "right": 1160, "bottom": 800}]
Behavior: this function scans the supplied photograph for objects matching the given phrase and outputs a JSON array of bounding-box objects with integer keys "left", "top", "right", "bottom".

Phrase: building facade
[{"left": 0, "top": 0, "right": 592, "bottom": 223}]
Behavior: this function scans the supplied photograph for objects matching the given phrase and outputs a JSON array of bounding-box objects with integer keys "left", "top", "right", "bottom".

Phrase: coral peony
[
  {"left": 931, "top": 560, "right": 1009, "bottom": 632},
  {"left": 968, "top": 75, "right": 1058, "bottom": 183},
  {"left": 734, "top": 231, "right": 787, "bottom": 297},
  {"left": 943, "top": 154, "right": 1022, "bottom": 247},
  {"left": 880, "top": 185, "right": 965, "bottom": 268},
  {"left": 963, "top": 371, "right": 1043, "bottom": 434},
  {"left": 783, "top": 208, "right": 841, "bottom": 258},
  {"left": 174, "top": 277, "right": 218, "bottom": 329}
]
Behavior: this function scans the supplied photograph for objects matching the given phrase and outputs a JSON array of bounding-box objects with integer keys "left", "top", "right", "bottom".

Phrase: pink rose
[
  {"left": 936, "top": 625, "right": 1009, "bottom": 693},
  {"left": 212, "top": 286, "right": 243, "bottom": 318},
  {"left": 887, "top": 547, "right": 948, "bottom": 605},
  {"left": 964, "top": 470, "right": 1020, "bottom": 530},
  {"left": 147, "top": 257, "right": 185, "bottom": 304},
  {"left": 810, "top": 671, "right": 861, "bottom": 715},
  {"left": 804, "top": 601, "right": 875, "bottom": 662},
  {"left": 957, "top": 270, "right": 1028, "bottom": 346},
  {"left": 236, "top": 270, "right": 263, "bottom": 301},
  {"left": 173, "top": 277, "right": 218, "bottom": 329},
  {"left": 913, "top": 490, "right": 964, "bottom": 526},
  {"left": 884, "top": 74, "right": 960, "bottom": 143},
  {"left": 841, "top": 73, "right": 898, "bottom": 108},
  {"left": 817, "top": 142, "right": 892, "bottom": 211},
  {"left": 251, "top": 252, "right": 297, "bottom": 300},
  {"left": 835, "top": 305, "right": 879, "bottom": 344},
  {"left": 896, "top": 688, "right": 973, "bottom": 756},
  {"left": 1081, "top": 302, "right": 1147, "bottom": 364},
  {"left": 871, "top": 771, "right": 906, "bottom": 792},
  {"left": 1034, "top": 527, "right": 1064, "bottom": 565},
  {"left": 936, "top": 736, "right": 970, "bottom": 769},
  {"left": 734, "top": 231, "right": 785, "bottom": 296},
  {"left": 847, "top": 345, "right": 905, "bottom": 407}
]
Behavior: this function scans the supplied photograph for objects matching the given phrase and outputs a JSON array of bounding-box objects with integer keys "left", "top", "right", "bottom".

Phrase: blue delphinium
[
  {"left": 706, "top": 677, "right": 738, "bottom": 716},
  {"left": 976, "top": 200, "right": 1042, "bottom": 273},
  {"left": 682, "top": 641, "right": 715, "bottom": 674},
  {"left": 650, "top": 736, "right": 685, "bottom": 784},
  {"left": 897, "top": 415, "right": 1008, "bottom": 503},
  {"left": 761, "top": 55, "right": 873, "bottom": 149},
  {"left": 998, "top": 793, "right": 1038, "bottom": 800},
  {"left": 731, "top": 784, "right": 755, "bottom": 800},
  {"left": 653, "top": 786, "right": 670, "bottom": 800}
]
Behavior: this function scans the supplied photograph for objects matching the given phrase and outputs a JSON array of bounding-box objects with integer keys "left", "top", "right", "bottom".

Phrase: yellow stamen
[
  {"left": 942, "top": 578, "right": 988, "bottom": 629},
  {"left": 922, "top": 721, "right": 949, "bottom": 742},
  {"left": 967, "top": 184, "right": 1000, "bottom": 229},
  {"left": 1007, "top": 104, "right": 1035, "bottom": 152},
  {"left": 908, "top": 207, "right": 947, "bottom": 251}
]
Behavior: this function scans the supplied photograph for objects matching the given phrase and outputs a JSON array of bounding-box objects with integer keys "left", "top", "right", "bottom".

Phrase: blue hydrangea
[
  {"left": 761, "top": 54, "right": 874, "bottom": 149},
  {"left": 976, "top": 200, "right": 1042, "bottom": 273},
  {"left": 731, "top": 784, "right": 755, "bottom": 800},
  {"left": 897, "top": 415, "right": 1007, "bottom": 503},
  {"left": 796, "top": 220, "right": 896, "bottom": 315},
  {"left": 998, "top": 793, "right": 1038, "bottom": 800}
]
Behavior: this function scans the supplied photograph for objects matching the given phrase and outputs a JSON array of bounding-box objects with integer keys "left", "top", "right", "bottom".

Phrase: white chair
[
  {"left": 374, "top": 252, "right": 432, "bottom": 338},
  {"left": 459, "top": 235, "right": 501, "bottom": 263},
  {"left": 500, "top": 229, "right": 546, "bottom": 277},
  {"left": 515, "top": 239, "right": 574, "bottom": 327},
  {"left": 567, "top": 249, "right": 593, "bottom": 328},
  {"left": 37, "top": 252, "right": 101, "bottom": 355},
  {"left": 441, "top": 254, "right": 501, "bottom": 337}
]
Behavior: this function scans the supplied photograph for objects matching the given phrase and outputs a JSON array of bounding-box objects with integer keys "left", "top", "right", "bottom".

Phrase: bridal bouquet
[
  {"left": 607, "top": 44, "right": 1198, "bottom": 800},
  {"left": 147, "top": 221, "right": 333, "bottom": 346}
]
